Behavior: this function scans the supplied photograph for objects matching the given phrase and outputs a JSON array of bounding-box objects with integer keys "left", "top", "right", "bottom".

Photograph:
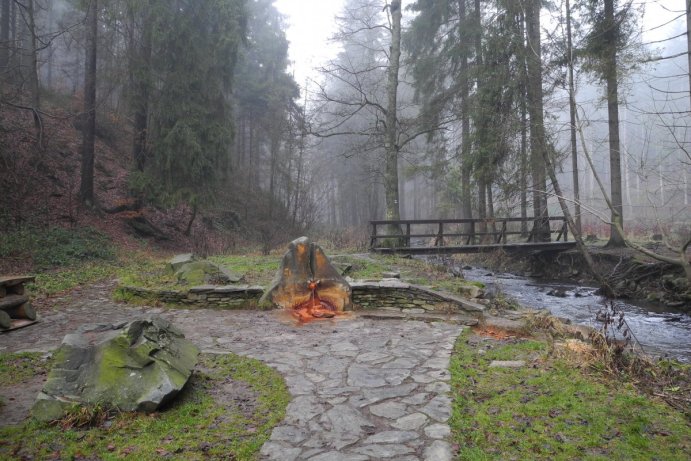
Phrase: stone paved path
[{"left": 0, "top": 282, "right": 463, "bottom": 460}]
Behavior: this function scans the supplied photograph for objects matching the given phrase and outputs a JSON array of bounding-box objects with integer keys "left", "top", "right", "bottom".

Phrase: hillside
[{"left": 0, "top": 96, "right": 275, "bottom": 267}]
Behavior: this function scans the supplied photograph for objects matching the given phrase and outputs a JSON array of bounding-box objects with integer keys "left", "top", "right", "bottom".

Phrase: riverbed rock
[{"left": 32, "top": 317, "right": 199, "bottom": 422}]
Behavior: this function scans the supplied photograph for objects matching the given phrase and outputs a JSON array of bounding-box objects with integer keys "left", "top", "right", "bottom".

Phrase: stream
[{"left": 460, "top": 266, "right": 691, "bottom": 363}]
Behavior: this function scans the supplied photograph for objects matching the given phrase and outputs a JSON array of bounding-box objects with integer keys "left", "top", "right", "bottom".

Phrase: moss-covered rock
[
  {"left": 175, "top": 260, "right": 243, "bottom": 285},
  {"left": 31, "top": 317, "right": 199, "bottom": 422}
]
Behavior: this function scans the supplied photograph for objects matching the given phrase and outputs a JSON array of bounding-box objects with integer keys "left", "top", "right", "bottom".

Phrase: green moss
[
  {"left": 1, "top": 353, "right": 289, "bottom": 461},
  {"left": 210, "top": 254, "right": 279, "bottom": 285},
  {"left": 450, "top": 331, "right": 691, "bottom": 460}
]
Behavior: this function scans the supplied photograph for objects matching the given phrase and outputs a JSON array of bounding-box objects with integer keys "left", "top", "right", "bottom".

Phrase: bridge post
[
  {"left": 467, "top": 221, "right": 475, "bottom": 245},
  {"left": 405, "top": 223, "right": 410, "bottom": 247},
  {"left": 434, "top": 222, "right": 444, "bottom": 247},
  {"left": 370, "top": 222, "right": 377, "bottom": 249}
]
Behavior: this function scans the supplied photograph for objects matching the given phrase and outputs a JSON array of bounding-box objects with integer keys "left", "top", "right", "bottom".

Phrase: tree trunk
[
  {"left": 487, "top": 182, "right": 496, "bottom": 236},
  {"left": 384, "top": 0, "right": 402, "bottom": 238},
  {"left": 0, "top": 0, "right": 9, "bottom": 76},
  {"left": 519, "top": 8, "right": 528, "bottom": 235},
  {"left": 524, "top": 0, "right": 550, "bottom": 241},
  {"left": 26, "top": 0, "right": 39, "bottom": 112},
  {"left": 604, "top": 0, "right": 625, "bottom": 247},
  {"left": 474, "top": 0, "right": 487, "bottom": 240},
  {"left": 459, "top": 0, "right": 473, "bottom": 232},
  {"left": 566, "top": 0, "right": 581, "bottom": 235},
  {"left": 131, "top": 6, "right": 152, "bottom": 172},
  {"left": 79, "top": 0, "right": 98, "bottom": 206},
  {"left": 184, "top": 204, "right": 197, "bottom": 236},
  {"left": 687, "top": 0, "right": 691, "bottom": 109},
  {"left": 478, "top": 177, "right": 487, "bottom": 241}
]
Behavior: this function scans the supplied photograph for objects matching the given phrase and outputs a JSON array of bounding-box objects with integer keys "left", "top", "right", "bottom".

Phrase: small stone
[
  {"left": 392, "top": 413, "right": 428, "bottom": 430},
  {"left": 421, "top": 395, "right": 452, "bottom": 422},
  {"left": 401, "top": 393, "right": 430, "bottom": 405},
  {"left": 347, "top": 364, "right": 410, "bottom": 387},
  {"left": 270, "top": 425, "right": 308, "bottom": 444},
  {"left": 423, "top": 440, "right": 453, "bottom": 461},
  {"left": 489, "top": 360, "right": 526, "bottom": 368},
  {"left": 356, "top": 383, "right": 418, "bottom": 407},
  {"left": 364, "top": 430, "right": 419, "bottom": 444},
  {"left": 260, "top": 442, "right": 301, "bottom": 461},
  {"left": 369, "top": 401, "right": 408, "bottom": 419},
  {"left": 382, "top": 271, "right": 401, "bottom": 279},
  {"left": 424, "top": 423, "right": 451, "bottom": 439},
  {"left": 308, "top": 452, "right": 368, "bottom": 461},
  {"left": 381, "top": 357, "right": 418, "bottom": 369},
  {"left": 352, "top": 444, "right": 415, "bottom": 458},
  {"left": 425, "top": 382, "right": 450, "bottom": 393},
  {"left": 285, "top": 396, "right": 325, "bottom": 425}
]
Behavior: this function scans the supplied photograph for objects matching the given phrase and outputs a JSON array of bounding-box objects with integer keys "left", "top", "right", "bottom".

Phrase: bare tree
[{"left": 79, "top": 0, "right": 97, "bottom": 206}]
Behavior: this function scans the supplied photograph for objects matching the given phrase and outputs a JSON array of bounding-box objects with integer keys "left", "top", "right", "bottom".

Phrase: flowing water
[{"left": 460, "top": 266, "right": 691, "bottom": 363}]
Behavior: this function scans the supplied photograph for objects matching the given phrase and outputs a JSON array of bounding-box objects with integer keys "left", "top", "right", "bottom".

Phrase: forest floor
[{"left": 0, "top": 243, "right": 689, "bottom": 460}]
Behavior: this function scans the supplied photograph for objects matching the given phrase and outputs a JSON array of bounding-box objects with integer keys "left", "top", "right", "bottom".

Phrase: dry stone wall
[{"left": 119, "top": 279, "right": 484, "bottom": 315}]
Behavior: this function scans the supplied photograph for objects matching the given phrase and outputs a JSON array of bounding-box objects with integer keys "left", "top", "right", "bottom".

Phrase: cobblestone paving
[{"left": 0, "top": 282, "right": 463, "bottom": 460}]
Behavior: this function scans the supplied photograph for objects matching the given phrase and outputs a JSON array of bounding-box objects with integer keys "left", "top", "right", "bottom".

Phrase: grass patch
[
  {"left": 0, "top": 352, "right": 52, "bottom": 386},
  {"left": 450, "top": 331, "right": 691, "bottom": 460},
  {"left": 210, "top": 255, "right": 280, "bottom": 285},
  {"left": 0, "top": 226, "right": 127, "bottom": 296},
  {"left": 0, "top": 353, "right": 289, "bottom": 461},
  {"left": 30, "top": 261, "right": 120, "bottom": 296}
]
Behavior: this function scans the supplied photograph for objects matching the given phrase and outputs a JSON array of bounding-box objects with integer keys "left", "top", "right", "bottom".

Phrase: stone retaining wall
[
  {"left": 351, "top": 279, "right": 484, "bottom": 315},
  {"left": 118, "top": 279, "right": 484, "bottom": 315},
  {"left": 119, "top": 285, "right": 264, "bottom": 308}
]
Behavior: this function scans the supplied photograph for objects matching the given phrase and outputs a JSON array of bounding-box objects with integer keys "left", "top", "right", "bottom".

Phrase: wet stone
[
  {"left": 425, "top": 381, "right": 451, "bottom": 393},
  {"left": 423, "top": 440, "right": 453, "bottom": 461},
  {"left": 270, "top": 425, "right": 308, "bottom": 444},
  {"left": 424, "top": 423, "right": 451, "bottom": 439},
  {"left": 392, "top": 413, "right": 429, "bottom": 430},
  {"left": 260, "top": 442, "right": 301, "bottom": 461},
  {"left": 307, "top": 452, "right": 369, "bottom": 461},
  {"left": 364, "top": 430, "right": 420, "bottom": 444},
  {"left": 369, "top": 401, "right": 408, "bottom": 419},
  {"left": 421, "top": 395, "right": 453, "bottom": 422},
  {"left": 351, "top": 444, "right": 416, "bottom": 458}
]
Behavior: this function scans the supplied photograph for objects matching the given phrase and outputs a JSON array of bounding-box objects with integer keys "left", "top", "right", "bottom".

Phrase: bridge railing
[{"left": 369, "top": 217, "right": 569, "bottom": 250}]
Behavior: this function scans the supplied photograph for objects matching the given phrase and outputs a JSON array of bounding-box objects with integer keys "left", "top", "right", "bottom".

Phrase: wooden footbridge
[{"left": 369, "top": 217, "right": 577, "bottom": 254}]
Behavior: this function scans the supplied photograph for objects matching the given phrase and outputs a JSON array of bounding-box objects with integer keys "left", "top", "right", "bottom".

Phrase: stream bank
[
  {"left": 430, "top": 249, "right": 691, "bottom": 363},
  {"left": 453, "top": 247, "right": 690, "bottom": 310}
]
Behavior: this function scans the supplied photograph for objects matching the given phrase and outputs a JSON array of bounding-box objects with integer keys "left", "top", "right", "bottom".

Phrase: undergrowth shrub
[{"left": 0, "top": 226, "right": 115, "bottom": 270}]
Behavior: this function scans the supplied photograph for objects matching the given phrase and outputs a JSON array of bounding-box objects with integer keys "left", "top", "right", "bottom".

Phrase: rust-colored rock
[{"left": 260, "top": 237, "right": 352, "bottom": 317}]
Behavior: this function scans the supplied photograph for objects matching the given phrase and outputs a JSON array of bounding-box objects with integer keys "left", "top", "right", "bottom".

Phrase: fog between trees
[{"left": 0, "top": 0, "right": 688, "bottom": 246}]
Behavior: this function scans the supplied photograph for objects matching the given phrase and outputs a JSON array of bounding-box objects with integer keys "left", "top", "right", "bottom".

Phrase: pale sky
[
  {"left": 273, "top": 0, "right": 345, "bottom": 87},
  {"left": 273, "top": 0, "right": 686, "bottom": 88}
]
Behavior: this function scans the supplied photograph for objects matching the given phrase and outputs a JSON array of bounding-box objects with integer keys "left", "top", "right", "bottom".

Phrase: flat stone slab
[
  {"left": 489, "top": 360, "right": 526, "bottom": 368},
  {"left": 358, "top": 310, "right": 478, "bottom": 326},
  {"left": 0, "top": 276, "right": 35, "bottom": 287},
  {"left": 0, "top": 280, "right": 464, "bottom": 459}
]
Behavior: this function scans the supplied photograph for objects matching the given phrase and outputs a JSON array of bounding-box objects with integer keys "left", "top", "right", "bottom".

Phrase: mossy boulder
[
  {"left": 168, "top": 253, "right": 196, "bottom": 274},
  {"left": 32, "top": 317, "right": 199, "bottom": 422},
  {"left": 175, "top": 260, "right": 243, "bottom": 285}
]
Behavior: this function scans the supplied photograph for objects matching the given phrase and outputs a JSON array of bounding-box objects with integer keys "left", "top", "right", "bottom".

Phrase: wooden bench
[{"left": 0, "top": 276, "right": 37, "bottom": 331}]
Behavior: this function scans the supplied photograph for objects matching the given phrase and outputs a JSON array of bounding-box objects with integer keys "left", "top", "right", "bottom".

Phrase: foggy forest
[
  {"left": 0, "top": 0, "right": 688, "bottom": 248},
  {"left": 1, "top": 1, "right": 691, "bottom": 459}
]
